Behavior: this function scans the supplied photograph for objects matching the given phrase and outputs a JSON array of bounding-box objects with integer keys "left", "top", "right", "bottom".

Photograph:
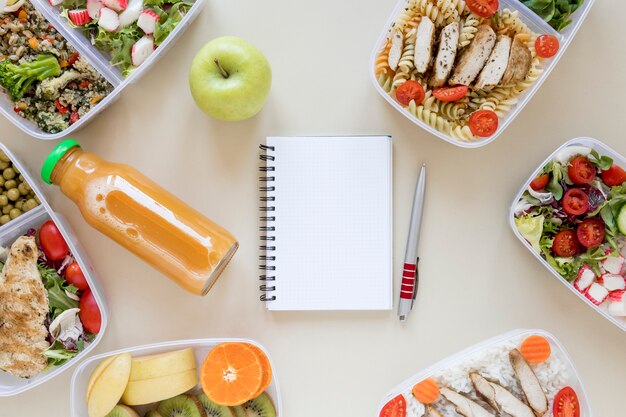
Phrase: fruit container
[
  {"left": 509, "top": 137, "right": 626, "bottom": 332},
  {"left": 377, "top": 329, "right": 591, "bottom": 417},
  {"left": 70, "top": 338, "right": 283, "bottom": 417},
  {"left": 0, "top": 141, "right": 108, "bottom": 396},
  {"left": 0, "top": 0, "right": 206, "bottom": 140},
  {"left": 370, "top": 0, "right": 596, "bottom": 148}
]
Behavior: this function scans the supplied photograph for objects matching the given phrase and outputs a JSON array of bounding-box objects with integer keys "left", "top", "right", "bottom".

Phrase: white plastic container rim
[
  {"left": 69, "top": 338, "right": 283, "bottom": 417},
  {"left": 377, "top": 328, "right": 592, "bottom": 417},
  {"left": 0, "top": 0, "right": 207, "bottom": 140},
  {"left": 0, "top": 141, "right": 109, "bottom": 397},
  {"left": 369, "top": 0, "right": 597, "bottom": 149},
  {"left": 509, "top": 137, "right": 626, "bottom": 332}
]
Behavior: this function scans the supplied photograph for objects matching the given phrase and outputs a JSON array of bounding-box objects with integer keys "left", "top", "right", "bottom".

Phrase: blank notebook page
[{"left": 265, "top": 136, "right": 392, "bottom": 311}]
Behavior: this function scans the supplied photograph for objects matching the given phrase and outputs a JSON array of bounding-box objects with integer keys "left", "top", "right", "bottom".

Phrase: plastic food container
[
  {"left": 509, "top": 137, "right": 626, "bottom": 332},
  {"left": 0, "top": 0, "right": 206, "bottom": 140},
  {"left": 0, "top": 141, "right": 108, "bottom": 396},
  {"left": 70, "top": 338, "right": 283, "bottom": 417},
  {"left": 377, "top": 329, "right": 591, "bottom": 417},
  {"left": 370, "top": 0, "right": 596, "bottom": 148}
]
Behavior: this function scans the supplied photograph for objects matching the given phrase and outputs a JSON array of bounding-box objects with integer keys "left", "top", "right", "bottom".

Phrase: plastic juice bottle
[{"left": 41, "top": 140, "right": 238, "bottom": 296}]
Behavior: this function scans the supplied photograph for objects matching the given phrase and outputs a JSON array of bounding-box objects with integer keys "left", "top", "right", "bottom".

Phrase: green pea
[
  {"left": 2, "top": 204, "right": 13, "bottom": 214},
  {"left": 23, "top": 199, "right": 37, "bottom": 212},
  {"left": 18, "top": 174, "right": 24, "bottom": 182},
  {"left": 15, "top": 200, "right": 23, "bottom": 209},
  {"left": 9, "top": 208, "right": 21, "bottom": 219},
  {"left": 12, "top": 166, "right": 19, "bottom": 174},
  {"left": 0, "top": 195, "right": 7, "bottom": 206},
  {"left": 0, "top": 215, "right": 10, "bottom": 225},
  {"left": 7, "top": 189, "right": 20, "bottom": 201},
  {"left": 4, "top": 180, "right": 16, "bottom": 190},
  {"left": 3, "top": 168, "right": 15, "bottom": 180},
  {"left": 0, "top": 151, "right": 9, "bottom": 163},
  {"left": 0, "top": 177, "right": 5, "bottom": 187},
  {"left": 0, "top": 161, "right": 8, "bottom": 171},
  {"left": 34, "top": 195, "right": 40, "bottom": 204},
  {"left": 18, "top": 183, "right": 29, "bottom": 195}
]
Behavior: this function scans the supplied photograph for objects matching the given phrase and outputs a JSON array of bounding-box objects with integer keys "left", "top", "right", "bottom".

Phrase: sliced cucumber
[{"left": 617, "top": 205, "right": 626, "bottom": 235}]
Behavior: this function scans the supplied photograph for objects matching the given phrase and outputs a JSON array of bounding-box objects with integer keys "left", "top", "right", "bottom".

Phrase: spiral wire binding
[{"left": 259, "top": 144, "right": 276, "bottom": 301}]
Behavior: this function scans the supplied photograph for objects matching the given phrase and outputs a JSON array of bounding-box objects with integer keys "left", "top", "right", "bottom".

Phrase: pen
[{"left": 398, "top": 164, "right": 426, "bottom": 322}]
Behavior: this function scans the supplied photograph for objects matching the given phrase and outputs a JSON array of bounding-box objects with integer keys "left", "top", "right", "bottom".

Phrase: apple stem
[{"left": 214, "top": 58, "right": 230, "bottom": 79}]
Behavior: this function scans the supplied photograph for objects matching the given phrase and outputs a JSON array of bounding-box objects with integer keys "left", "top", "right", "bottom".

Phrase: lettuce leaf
[
  {"left": 515, "top": 214, "right": 544, "bottom": 253},
  {"left": 38, "top": 263, "right": 78, "bottom": 320},
  {"left": 154, "top": 2, "right": 193, "bottom": 46}
]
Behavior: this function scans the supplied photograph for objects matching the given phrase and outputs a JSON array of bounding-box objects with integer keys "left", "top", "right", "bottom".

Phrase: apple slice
[
  {"left": 122, "top": 368, "right": 199, "bottom": 406},
  {"left": 86, "top": 353, "right": 132, "bottom": 417},
  {"left": 129, "top": 347, "right": 196, "bottom": 382}
]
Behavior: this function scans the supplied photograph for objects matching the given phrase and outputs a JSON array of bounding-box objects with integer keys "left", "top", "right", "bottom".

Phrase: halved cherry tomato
[
  {"left": 396, "top": 81, "right": 425, "bottom": 106},
  {"left": 562, "top": 189, "right": 589, "bottom": 215},
  {"left": 68, "top": 52, "right": 80, "bottom": 65},
  {"left": 55, "top": 99, "right": 68, "bottom": 115},
  {"left": 65, "top": 261, "right": 89, "bottom": 291},
  {"left": 380, "top": 395, "right": 406, "bottom": 417},
  {"left": 552, "top": 230, "right": 579, "bottom": 258},
  {"left": 468, "top": 110, "right": 498, "bottom": 137},
  {"left": 69, "top": 111, "right": 80, "bottom": 125},
  {"left": 79, "top": 289, "right": 101, "bottom": 334},
  {"left": 530, "top": 174, "right": 550, "bottom": 191},
  {"left": 577, "top": 218, "right": 605, "bottom": 248},
  {"left": 553, "top": 387, "right": 580, "bottom": 417},
  {"left": 601, "top": 164, "right": 626, "bottom": 187},
  {"left": 535, "top": 34, "right": 560, "bottom": 58},
  {"left": 39, "top": 220, "right": 69, "bottom": 261},
  {"left": 466, "top": 0, "right": 499, "bottom": 18},
  {"left": 433, "top": 85, "right": 469, "bottom": 102},
  {"left": 568, "top": 156, "right": 595, "bottom": 185}
]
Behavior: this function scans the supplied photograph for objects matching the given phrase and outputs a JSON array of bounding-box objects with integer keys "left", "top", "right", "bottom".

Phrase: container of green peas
[{"left": 0, "top": 149, "right": 41, "bottom": 226}]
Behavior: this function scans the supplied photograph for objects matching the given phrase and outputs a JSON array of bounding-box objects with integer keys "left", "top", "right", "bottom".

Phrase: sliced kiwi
[
  {"left": 197, "top": 393, "right": 235, "bottom": 417},
  {"left": 156, "top": 395, "right": 207, "bottom": 417},
  {"left": 235, "top": 393, "right": 276, "bottom": 417},
  {"left": 106, "top": 405, "right": 140, "bottom": 417},
  {"left": 145, "top": 411, "right": 164, "bottom": 417}
]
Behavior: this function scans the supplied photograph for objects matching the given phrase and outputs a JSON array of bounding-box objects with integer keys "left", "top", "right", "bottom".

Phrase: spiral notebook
[{"left": 259, "top": 136, "right": 393, "bottom": 311}]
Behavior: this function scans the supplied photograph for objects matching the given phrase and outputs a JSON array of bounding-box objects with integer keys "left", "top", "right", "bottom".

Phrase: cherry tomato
[
  {"left": 396, "top": 80, "right": 425, "bottom": 106},
  {"left": 553, "top": 387, "right": 580, "bottom": 417},
  {"left": 530, "top": 174, "right": 550, "bottom": 191},
  {"left": 562, "top": 189, "right": 589, "bottom": 215},
  {"left": 601, "top": 164, "right": 626, "bottom": 187},
  {"left": 79, "top": 289, "right": 101, "bottom": 334},
  {"left": 79, "top": 80, "right": 91, "bottom": 88},
  {"left": 68, "top": 52, "right": 80, "bottom": 65},
  {"left": 466, "top": 0, "right": 499, "bottom": 18},
  {"left": 469, "top": 110, "right": 498, "bottom": 137},
  {"left": 577, "top": 218, "right": 605, "bottom": 248},
  {"left": 568, "top": 156, "right": 596, "bottom": 185},
  {"left": 65, "top": 261, "right": 89, "bottom": 291},
  {"left": 552, "top": 230, "right": 579, "bottom": 258},
  {"left": 433, "top": 85, "right": 469, "bottom": 102},
  {"left": 39, "top": 220, "right": 69, "bottom": 261},
  {"left": 55, "top": 99, "right": 68, "bottom": 115},
  {"left": 380, "top": 395, "right": 406, "bottom": 417},
  {"left": 535, "top": 34, "right": 560, "bottom": 58},
  {"left": 69, "top": 111, "right": 80, "bottom": 125}
]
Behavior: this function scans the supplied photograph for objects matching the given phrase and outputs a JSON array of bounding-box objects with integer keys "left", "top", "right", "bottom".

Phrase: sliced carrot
[
  {"left": 18, "top": 9, "right": 27, "bottom": 20},
  {"left": 520, "top": 335, "right": 551, "bottom": 364},
  {"left": 28, "top": 37, "right": 39, "bottom": 50},
  {"left": 90, "top": 95, "right": 104, "bottom": 105},
  {"left": 412, "top": 378, "right": 440, "bottom": 404},
  {"left": 60, "top": 60, "right": 69, "bottom": 68}
]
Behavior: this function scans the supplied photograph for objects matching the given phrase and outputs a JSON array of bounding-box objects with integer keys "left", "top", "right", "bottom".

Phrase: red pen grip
[{"left": 400, "top": 263, "right": 416, "bottom": 299}]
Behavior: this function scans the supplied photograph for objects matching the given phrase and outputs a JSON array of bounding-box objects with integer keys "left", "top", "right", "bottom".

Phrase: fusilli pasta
[{"left": 458, "top": 14, "right": 482, "bottom": 48}]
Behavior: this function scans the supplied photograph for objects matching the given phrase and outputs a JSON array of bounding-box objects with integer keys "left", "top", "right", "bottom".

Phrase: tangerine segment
[
  {"left": 245, "top": 344, "right": 273, "bottom": 398},
  {"left": 201, "top": 342, "right": 263, "bottom": 406}
]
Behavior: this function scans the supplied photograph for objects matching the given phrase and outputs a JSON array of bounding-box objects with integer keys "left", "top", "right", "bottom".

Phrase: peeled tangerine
[{"left": 86, "top": 353, "right": 132, "bottom": 417}]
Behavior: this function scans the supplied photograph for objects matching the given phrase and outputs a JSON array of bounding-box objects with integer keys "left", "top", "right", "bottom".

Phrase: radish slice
[{"left": 131, "top": 36, "right": 154, "bottom": 66}]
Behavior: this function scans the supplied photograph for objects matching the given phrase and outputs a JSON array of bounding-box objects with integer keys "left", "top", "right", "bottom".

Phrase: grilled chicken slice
[
  {"left": 440, "top": 387, "right": 495, "bottom": 417},
  {"left": 510, "top": 349, "right": 548, "bottom": 416},
  {"left": 430, "top": 22, "right": 460, "bottom": 87},
  {"left": 449, "top": 25, "right": 496, "bottom": 86},
  {"left": 426, "top": 405, "right": 445, "bottom": 417},
  {"left": 501, "top": 35, "right": 532, "bottom": 85},
  {"left": 470, "top": 373, "right": 534, "bottom": 417},
  {"left": 388, "top": 28, "right": 404, "bottom": 71},
  {"left": 475, "top": 35, "right": 512, "bottom": 90},
  {"left": 0, "top": 236, "right": 50, "bottom": 378},
  {"left": 414, "top": 16, "right": 436, "bottom": 73}
]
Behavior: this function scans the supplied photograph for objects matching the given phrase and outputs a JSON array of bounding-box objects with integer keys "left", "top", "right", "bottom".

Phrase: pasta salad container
[
  {"left": 510, "top": 137, "right": 626, "bottom": 332},
  {"left": 0, "top": 141, "right": 108, "bottom": 396},
  {"left": 0, "top": 0, "right": 206, "bottom": 140},
  {"left": 70, "top": 338, "right": 283, "bottom": 417},
  {"left": 377, "top": 329, "right": 591, "bottom": 417},
  {"left": 370, "top": 0, "right": 596, "bottom": 148}
]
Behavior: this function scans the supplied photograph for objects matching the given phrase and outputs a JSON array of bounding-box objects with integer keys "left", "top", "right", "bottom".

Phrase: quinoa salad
[{"left": 0, "top": 1, "right": 113, "bottom": 133}]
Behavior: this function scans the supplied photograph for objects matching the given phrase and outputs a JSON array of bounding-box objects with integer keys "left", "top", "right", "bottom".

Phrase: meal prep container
[
  {"left": 0, "top": 0, "right": 206, "bottom": 140},
  {"left": 370, "top": 0, "right": 596, "bottom": 148},
  {"left": 70, "top": 338, "right": 283, "bottom": 417},
  {"left": 377, "top": 329, "right": 591, "bottom": 417},
  {"left": 509, "top": 137, "right": 626, "bottom": 332},
  {"left": 0, "top": 141, "right": 108, "bottom": 396}
]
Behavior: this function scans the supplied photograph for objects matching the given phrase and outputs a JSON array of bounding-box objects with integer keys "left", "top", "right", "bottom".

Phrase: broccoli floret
[{"left": 0, "top": 55, "right": 62, "bottom": 101}]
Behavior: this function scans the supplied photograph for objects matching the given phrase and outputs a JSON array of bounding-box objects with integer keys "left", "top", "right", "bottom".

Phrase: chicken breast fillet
[
  {"left": 0, "top": 236, "right": 50, "bottom": 378},
  {"left": 475, "top": 35, "right": 512, "bottom": 90},
  {"left": 414, "top": 16, "right": 436, "bottom": 73},
  {"left": 388, "top": 29, "right": 404, "bottom": 71},
  {"left": 430, "top": 22, "right": 460, "bottom": 87},
  {"left": 510, "top": 349, "right": 548, "bottom": 416},
  {"left": 501, "top": 35, "right": 533, "bottom": 85},
  {"left": 449, "top": 25, "right": 497, "bottom": 86},
  {"left": 441, "top": 387, "right": 495, "bottom": 417},
  {"left": 470, "top": 373, "right": 535, "bottom": 417}
]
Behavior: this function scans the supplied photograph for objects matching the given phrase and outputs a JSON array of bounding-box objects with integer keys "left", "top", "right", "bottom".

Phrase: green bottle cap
[{"left": 41, "top": 139, "right": 81, "bottom": 184}]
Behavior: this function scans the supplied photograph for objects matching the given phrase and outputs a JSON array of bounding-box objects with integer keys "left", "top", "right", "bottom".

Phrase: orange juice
[{"left": 41, "top": 140, "right": 238, "bottom": 295}]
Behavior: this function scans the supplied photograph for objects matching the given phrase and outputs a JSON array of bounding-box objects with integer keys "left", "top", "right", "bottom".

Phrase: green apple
[{"left": 189, "top": 36, "right": 272, "bottom": 121}]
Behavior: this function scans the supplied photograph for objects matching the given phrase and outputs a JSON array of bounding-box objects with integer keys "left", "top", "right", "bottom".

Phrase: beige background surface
[{"left": 1, "top": 0, "right": 624, "bottom": 416}]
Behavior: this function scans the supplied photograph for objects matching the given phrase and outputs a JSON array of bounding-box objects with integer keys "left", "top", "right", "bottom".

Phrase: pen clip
[{"left": 412, "top": 257, "right": 420, "bottom": 301}]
